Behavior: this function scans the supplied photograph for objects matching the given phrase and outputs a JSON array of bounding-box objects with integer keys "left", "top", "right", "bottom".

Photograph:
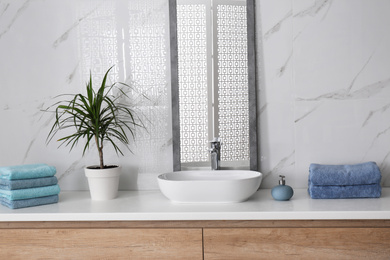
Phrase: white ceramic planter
[{"left": 85, "top": 166, "right": 121, "bottom": 201}]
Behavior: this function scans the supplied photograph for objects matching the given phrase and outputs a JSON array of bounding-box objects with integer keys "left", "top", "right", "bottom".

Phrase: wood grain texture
[
  {"left": 0, "top": 228, "right": 203, "bottom": 260},
  {"left": 204, "top": 228, "right": 390, "bottom": 260},
  {"left": 2, "top": 219, "right": 390, "bottom": 229},
  {"left": 2, "top": 221, "right": 390, "bottom": 259}
]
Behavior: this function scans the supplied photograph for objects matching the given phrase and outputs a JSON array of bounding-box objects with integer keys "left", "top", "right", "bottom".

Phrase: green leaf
[{"left": 45, "top": 65, "right": 145, "bottom": 168}]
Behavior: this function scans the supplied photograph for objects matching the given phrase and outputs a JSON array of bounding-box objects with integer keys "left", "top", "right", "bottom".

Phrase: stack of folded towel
[
  {"left": 308, "top": 161, "right": 381, "bottom": 199},
  {"left": 0, "top": 164, "right": 60, "bottom": 209}
]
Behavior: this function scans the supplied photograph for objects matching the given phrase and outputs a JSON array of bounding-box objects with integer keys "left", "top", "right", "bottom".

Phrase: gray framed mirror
[{"left": 169, "top": 0, "right": 257, "bottom": 171}]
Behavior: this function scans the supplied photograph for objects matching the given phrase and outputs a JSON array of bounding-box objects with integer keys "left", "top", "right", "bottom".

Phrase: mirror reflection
[{"left": 170, "top": 0, "right": 257, "bottom": 170}]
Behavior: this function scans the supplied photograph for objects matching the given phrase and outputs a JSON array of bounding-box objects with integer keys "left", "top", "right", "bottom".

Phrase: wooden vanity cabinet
[
  {"left": 1, "top": 220, "right": 390, "bottom": 259},
  {"left": 0, "top": 227, "right": 202, "bottom": 259},
  {"left": 204, "top": 227, "right": 390, "bottom": 259}
]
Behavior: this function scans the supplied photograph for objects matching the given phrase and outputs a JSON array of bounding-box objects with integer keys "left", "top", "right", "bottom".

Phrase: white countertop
[{"left": 1, "top": 188, "right": 390, "bottom": 222}]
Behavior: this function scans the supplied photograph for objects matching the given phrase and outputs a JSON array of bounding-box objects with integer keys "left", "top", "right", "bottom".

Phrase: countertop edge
[{"left": 1, "top": 188, "right": 390, "bottom": 222}]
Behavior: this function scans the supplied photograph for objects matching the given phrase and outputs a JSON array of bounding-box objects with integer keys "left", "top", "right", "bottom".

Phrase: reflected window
[
  {"left": 177, "top": 0, "right": 249, "bottom": 167},
  {"left": 77, "top": 0, "right": 172, "bottom": 174}
]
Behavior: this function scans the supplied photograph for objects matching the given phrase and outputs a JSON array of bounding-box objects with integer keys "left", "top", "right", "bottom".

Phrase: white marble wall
[
  {"left": 0, "top": 0, "right": 172, "bottom": 190},
  {"left": 1, "top": 0, "right": 389, "bottom": 191},
  {"left": 257, "top": 0, "right": 390, "bottom": 188}
]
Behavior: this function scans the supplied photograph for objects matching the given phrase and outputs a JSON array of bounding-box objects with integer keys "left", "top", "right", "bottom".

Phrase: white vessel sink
[{"left": 157, "top": 170, "right": 262, "bottom": 203}]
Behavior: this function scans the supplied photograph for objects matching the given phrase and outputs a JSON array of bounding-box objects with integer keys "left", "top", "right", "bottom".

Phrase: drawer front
[
  {"left": 204, "top": 227, "right": 390, "bottom": 259},
  {"left": 0, "top": 228, "right": 203, "bottom": 260}
]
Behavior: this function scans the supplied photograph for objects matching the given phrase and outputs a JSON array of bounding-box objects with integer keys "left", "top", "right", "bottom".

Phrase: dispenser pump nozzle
[{"left": 279, "top": 175, "right": 286, "bottom": 185}]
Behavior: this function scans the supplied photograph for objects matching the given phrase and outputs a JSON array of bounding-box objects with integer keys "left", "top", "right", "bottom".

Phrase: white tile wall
[
  {"left": 0, "top": 0, "right": 172, "bottom": 191},
  {"left": 257, "top": 0, "right": 390, "bottom": 188},
  {"left": 0, "top": 0, "right": 389, "bottom": 190}
]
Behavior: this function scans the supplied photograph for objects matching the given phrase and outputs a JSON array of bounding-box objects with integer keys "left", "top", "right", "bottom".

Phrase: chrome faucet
[{"left": 209, "top": 137, "right": 221, "bottom": 170}]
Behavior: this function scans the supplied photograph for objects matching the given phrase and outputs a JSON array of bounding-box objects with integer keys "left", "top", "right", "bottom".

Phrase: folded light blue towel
[
  {"left": 0, "top": 195, "right": 59, "bottom": 209},
  {"left": 309, "top": 162, "right": 381, "bottom": 186},
  {"left": 0, "top": 176, "right": 58, "bottom": 190},
  {"left": 0, "top": 163, "right": 56, "bottom": 180},
  {"left": 0, "top": 185, "right": 60, "bottom": 200},
  {"left": 308, "top": 183, "right": 381, "bottom": 199}
]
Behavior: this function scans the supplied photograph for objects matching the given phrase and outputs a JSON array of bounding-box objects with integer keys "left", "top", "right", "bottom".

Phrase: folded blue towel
[
  {"left": 308, "top": 183, "right": 381, "bottom": 199},
  {"left": 309, "top": 162, "right": 381, "bottom": 186},
  {"left": 0, "top": 164, "right": 56, "bottom": 180},
  {"left": 0, "top": 195, "right": 59, "bottom": 209},
  {"left": 0, "top": 185, "right": 60, "bottom": 200},
  {"left": 0, "top": 176, "right": 58, "bottom": 190}
]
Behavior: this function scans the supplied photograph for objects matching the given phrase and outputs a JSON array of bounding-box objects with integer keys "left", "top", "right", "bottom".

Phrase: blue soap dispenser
[{"left": 271, "top": 175, "right": 294, "bottom": 201}]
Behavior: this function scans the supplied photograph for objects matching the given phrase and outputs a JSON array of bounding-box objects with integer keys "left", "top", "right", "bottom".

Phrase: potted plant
[{"left": 47, "top": 66, "right": 143, "bottom": 200}]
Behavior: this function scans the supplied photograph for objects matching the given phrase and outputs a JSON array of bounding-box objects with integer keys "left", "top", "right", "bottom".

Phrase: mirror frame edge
[
  {"left": 247, "top": 0, "right": 258, "bottom": 171},
  {"left": 169, "top": 0, "right": 181, "bottom": 171}
]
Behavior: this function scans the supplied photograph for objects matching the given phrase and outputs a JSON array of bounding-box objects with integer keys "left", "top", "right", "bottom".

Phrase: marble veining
[
  {"left": 347, "top": 47, "right": 378, "bottom": 93},
  {"left": 292, "top": 0, "right": 333, "bottom": 41},
  {"left": 0, "top": 0, "right": 30, "bottom": 39},
  {"left": 66, "top": 62, "right": 80, "bottom": 84},
  {"left": 277, "top": 52, "right": 292, "bottom": 77},
  {"left": 296, "top": 78, "right": 390, "bottom": 102},
  {"left": 362, "top": 103, "right": 390, "bottom": 127},
  {"left": 0, "top": 3, "right": 10, "bottom": 17},
  {"left": 21, "top": 114, "right": 54, "bottom": 164},
  {"left": 52, "top": 6, "right": 97, "bottom": 49},
  {"left": 369, "top": 126, "right": 390, "bottom": 150},
  {"left": 259, "top": 103, "right": 268, "bottom": 116},
  {"left": 263, "top": 10, "right": 292, "bottom": 40},
  {"left": 58, "top": 159, "right": 85, "bottom": 181},
  {"left": 294, "top": 104, "right": 320, "bottom": 124},
  {"left": 293, "top": 0, "right": 333, "bottom": 19},
  {"left": 263, "top": 151, "right": 295, "bottom": 180}
]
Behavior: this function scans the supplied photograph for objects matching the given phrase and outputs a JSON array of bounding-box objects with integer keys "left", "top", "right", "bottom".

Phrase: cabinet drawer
[
  {"left": 0, "top": 228, "right": 203, "bottom": 260},
  {"left": 204, "top": 228, "right": 390, "bottom": 259}
]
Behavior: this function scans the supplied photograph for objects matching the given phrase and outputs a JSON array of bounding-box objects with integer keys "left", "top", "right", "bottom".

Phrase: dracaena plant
[{"left": 47, "top": 66, "right": 144, "bottom": 169}]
